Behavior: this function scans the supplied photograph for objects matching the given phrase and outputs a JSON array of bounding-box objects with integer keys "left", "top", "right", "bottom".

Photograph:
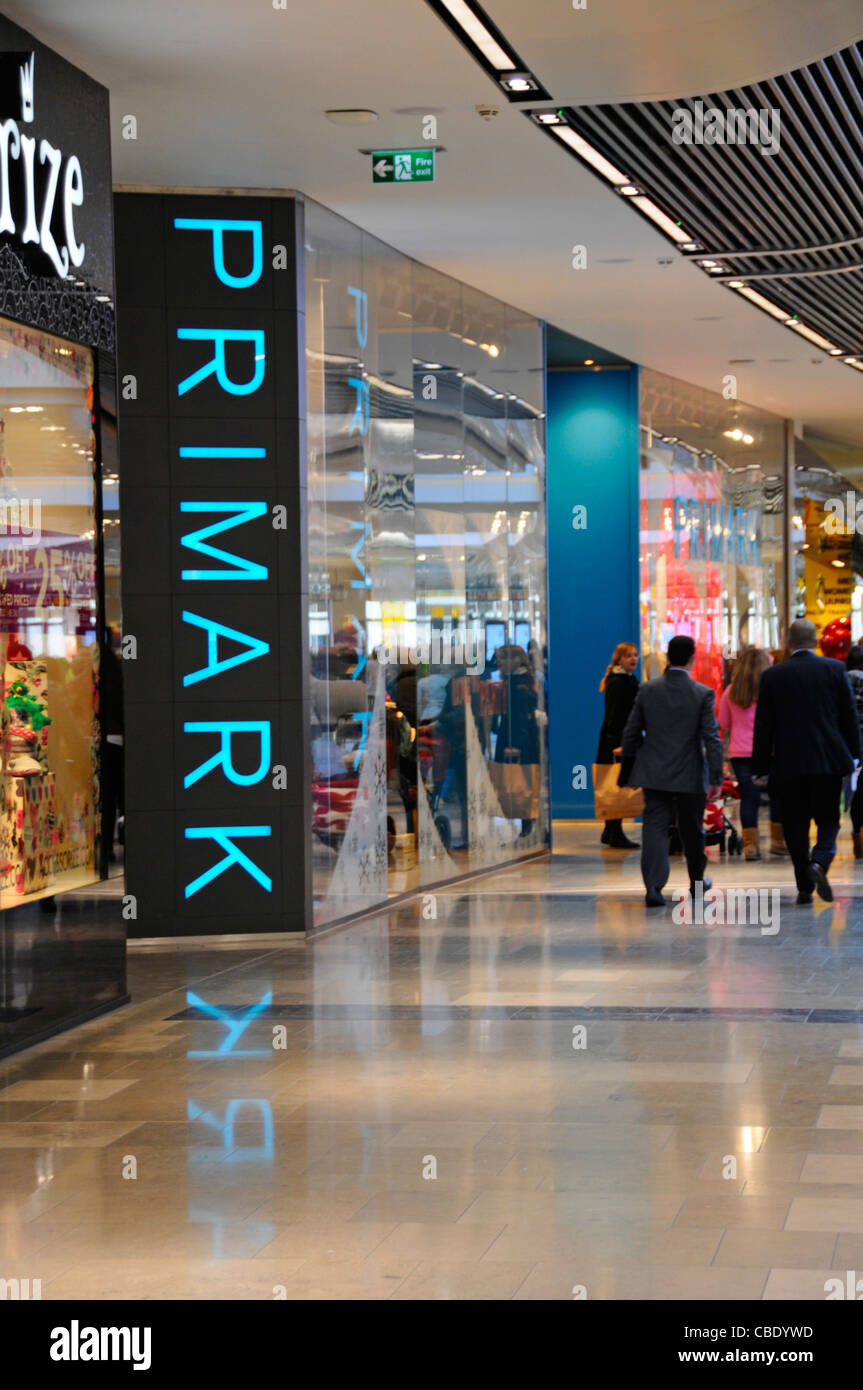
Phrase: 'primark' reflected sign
[{"left": 673, "top": 497, "right": 760, "bottom": 565}]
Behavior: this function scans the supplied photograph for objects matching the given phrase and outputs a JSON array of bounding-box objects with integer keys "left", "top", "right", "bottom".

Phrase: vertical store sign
[
  {"left": 174, "top": 216, "right": 272, "bottom": 905},
  {"left": 118, "top": 192, "right": 308, "bottom": 933}
]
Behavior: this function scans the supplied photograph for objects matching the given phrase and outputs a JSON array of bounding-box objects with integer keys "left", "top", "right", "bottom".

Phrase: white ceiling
[
  {"left": 7, "top": 0, "right": 863, "bottom": 448},
  {"left": 488, "top": 0, "right": 863, "bottom": 103}
]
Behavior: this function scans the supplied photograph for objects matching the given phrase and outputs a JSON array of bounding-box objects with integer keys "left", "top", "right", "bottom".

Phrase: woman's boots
[
  {"left": 742, "top": 826, "right": 761, "bottom": 861},
  {"left": 769, "top": 822, "right": 789, "bottom": 858},
  {"left": 603, "top": 819, "right": 639, "bottom": 850}
]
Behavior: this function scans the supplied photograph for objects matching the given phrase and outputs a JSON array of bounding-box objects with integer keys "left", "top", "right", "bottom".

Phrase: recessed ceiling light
[
  {"left": 583, "top": 359, "right": 594, "bottom": 365},
  {"left": 501, "top": 73, "right": 537, "bottom": 93},
  {"left": 440, "top": 0, "right": 516, "bottom": 71},
  {"left": 829, "top": 348, "right": 843, "bottom": 356},
  {"left": 727, "top": 279, "right": 745, "bottom": 289},
  {"left": 8, "top": 406, "right": 23, "bottom": 413},
  {"left": 533, "top": 110, "right": 564, "bottom": 126},
  {"left": 325, "top": 109, "right": 379, "bottom": 125},
  {"left": 618, "top": 184, "right": 641, "bottom": 196},
  {"left": 679, "top": 241, "right": 702, "bottom": 252},
  {"left": 25, "top": 405, "right": 43, "bottom": 412}
]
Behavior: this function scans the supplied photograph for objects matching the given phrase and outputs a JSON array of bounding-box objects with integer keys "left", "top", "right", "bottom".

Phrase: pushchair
[{"left": 669, "top": 776, "right": 743, "bottom": 857}]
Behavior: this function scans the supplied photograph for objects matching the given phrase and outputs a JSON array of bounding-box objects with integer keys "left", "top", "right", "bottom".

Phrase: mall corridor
[
  {"left": 5, "top": 0, "right": 863, "bottom": 1341},
  {"left": 4, "top": 830, "right": 863, "bottom": 1302}
]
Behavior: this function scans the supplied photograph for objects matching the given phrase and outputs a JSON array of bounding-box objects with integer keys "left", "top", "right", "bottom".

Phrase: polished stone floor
[{"left": 4, "top": 819, "right": 863, "bottom": 1299}]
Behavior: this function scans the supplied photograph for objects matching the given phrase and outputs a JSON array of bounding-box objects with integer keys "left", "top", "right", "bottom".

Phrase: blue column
[{"left": 546, "top": 366, "right": 640, "bottom": 818}]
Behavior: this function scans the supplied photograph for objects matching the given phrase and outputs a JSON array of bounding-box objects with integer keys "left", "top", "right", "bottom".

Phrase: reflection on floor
[{"left": 4, "top": 818, "right": 863, "bottom": 1299}]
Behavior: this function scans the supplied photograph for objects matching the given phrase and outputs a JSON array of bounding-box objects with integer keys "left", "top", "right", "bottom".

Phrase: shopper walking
[
  {"left": 718, "top": 648, "right": 784, "bottom": 861},
  {"left": 845, "top": 644, "right": 863, "bottom": 858},
  {"left": 752, "top": 618, "right": 862, "bottom": 903},
  {"left": 619, "top": 635, "right": 723, "bottom": 907},
  {"left": 596, "top": 641, "right": 640, "bottom": 849}
]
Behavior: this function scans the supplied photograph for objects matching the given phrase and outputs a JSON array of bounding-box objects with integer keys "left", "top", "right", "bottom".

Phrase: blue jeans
[{"left": 731, "top": 757, "right": 781, "bottom": 829}]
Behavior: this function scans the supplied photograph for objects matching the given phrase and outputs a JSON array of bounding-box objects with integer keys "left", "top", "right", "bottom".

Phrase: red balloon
[{"left": 820, "top": 616, "right": 851, "bottom": 660}]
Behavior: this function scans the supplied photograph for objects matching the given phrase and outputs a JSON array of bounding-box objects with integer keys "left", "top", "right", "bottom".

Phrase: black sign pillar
[{"left": 116, "top": 193, "right": 310, "bottom": 935}]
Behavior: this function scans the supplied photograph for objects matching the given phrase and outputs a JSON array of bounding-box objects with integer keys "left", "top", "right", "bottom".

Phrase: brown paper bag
[
  {"left": 592, "top": 763, "right": 644, "bottom": 819},
  {"left": 489, "top": 760, "right": 540, "bottom": 819}
]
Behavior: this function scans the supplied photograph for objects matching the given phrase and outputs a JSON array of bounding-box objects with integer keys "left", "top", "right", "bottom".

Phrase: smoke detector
[{"left": 475, "top": 103, "right": 500, "bottom": 121}]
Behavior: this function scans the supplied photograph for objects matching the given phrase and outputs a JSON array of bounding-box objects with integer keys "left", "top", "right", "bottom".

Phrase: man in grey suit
[{"left": 620, "top": 635, "right": 723, "bottom": 907}]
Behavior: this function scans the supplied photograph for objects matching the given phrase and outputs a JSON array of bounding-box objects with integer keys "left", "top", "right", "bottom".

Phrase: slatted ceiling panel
[{"left": 555, "top": 40, "right": 863, "bottom": 357}]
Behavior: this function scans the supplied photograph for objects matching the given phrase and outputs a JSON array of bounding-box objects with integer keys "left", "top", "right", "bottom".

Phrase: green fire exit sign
[{"left": 372, "top": 149, "right": 435, "bottom": 183}]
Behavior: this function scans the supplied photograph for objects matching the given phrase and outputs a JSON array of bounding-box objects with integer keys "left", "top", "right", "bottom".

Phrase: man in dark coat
[
  {"left": 752, "top": 618, "right": 862, "bottom": 903},
  {"left": 620, "top": 635, "right": 723, "bottom": 907}
]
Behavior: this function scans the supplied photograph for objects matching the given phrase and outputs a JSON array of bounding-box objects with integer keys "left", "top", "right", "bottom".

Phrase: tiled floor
[{"left": 4, "top": 820, "right": 863, "bottom": 1299}]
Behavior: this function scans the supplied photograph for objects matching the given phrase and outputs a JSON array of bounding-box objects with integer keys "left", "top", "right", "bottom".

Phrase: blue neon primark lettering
[
  {"left": 179, "top": 446, "right": 267, "bottom": 459},
  {"left": 179, "top": 500, "right": 268, "bottom": 580},
  {"left": 173, "top": 217, "right": 263, "bottom": 289},
  {"left": 183, "top": 826, "right": 272, "bottom": 897},
  {"left": 176, "top": 328, "right": 266, "bottom": 396},
  {"left": 183, "top": 721, "right": 271, "bottom": 788},
  {"left": 181, "top": 611, "right": 270, "bottom": 687}
]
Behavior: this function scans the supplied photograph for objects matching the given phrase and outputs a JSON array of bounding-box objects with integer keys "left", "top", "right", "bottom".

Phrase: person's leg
[
  {"left": 732, "top": 756, "right": 761, "bottom": 861},
  {"left": 603, "top": 818, "right": 620, "bottom": 844},
  {"left": 850, "top": 779, "right": 863, "bottom": 857},
  {"left": 779, "top": 778, "right": 814, "bottom": 894},
  {"left": 676, "top": 791, "right": 708, "bottom": 889},
  {"left": 641, "top": 789, "right": 671, "bottom": 893},
  {"left": 731, "top": 758, "right": 759, "bottom": 828},
  {"left": 811, "top": 774, "right": 842, "bottom": 872}
]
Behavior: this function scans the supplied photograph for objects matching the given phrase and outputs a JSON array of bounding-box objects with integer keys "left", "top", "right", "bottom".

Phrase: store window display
[{"left": 0, "top": 318, "right": 101, "bottom": 906}]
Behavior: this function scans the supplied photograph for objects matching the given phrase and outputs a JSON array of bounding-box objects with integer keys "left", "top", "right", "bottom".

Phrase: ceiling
[{"left": 6, "top": 0, "right": 863, "bottom": 452}]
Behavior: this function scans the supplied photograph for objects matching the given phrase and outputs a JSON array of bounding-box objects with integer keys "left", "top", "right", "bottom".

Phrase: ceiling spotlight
[
  {"left": 618, "top": 184, "right": 642, "bottom": 196},
  {"left": 699, "top": 260, "right": 724, "bottom": 272},
  {"left": 583, "top": 359, "right": 594, "bottom": 366},
  {"left": 829, "top": 348, "right": 843, "bottom": 356},
  {"left": 679, "top": 241, "right": 703, "bottom": 252},
  {"left": 742, "top": 433, "right": 754, "bottom": 444},
  {"left": 8, "top": 406, "right": 23, "bottom": 413},
  {"left": 727, "top": 279, "right": 745, "bottom": 289},
  {"left": 325, "top": 109, "right": 379, "bottom": 125},
  {"left": 501, "top": 73, "right": 537, "bottom": 93},
  {"left": 534, "top": 110, "right": 564, "bottom": 126}
]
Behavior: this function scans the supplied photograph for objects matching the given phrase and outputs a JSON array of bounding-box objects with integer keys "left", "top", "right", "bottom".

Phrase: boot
[
  {"left": 601, "top": 820, "right": 614, "bottom": 845},
  {"left": 769, "top": 822, "right": 789, "bottom": 858},
  {"left": 742, "top": 826, "right": 761, "bottom": 861},
  {"left": 853, "top": 829, "right": 863, "bottom": 860},
  {"left": 607, "top": 822, "right": 639, "bottom": 850}
]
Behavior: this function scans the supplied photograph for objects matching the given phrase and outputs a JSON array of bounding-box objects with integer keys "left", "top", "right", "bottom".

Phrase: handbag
[
  {"left": 592, "top": 762, "right": 644, "bottom": 819},
  {"left": 489, "top": 754, "right": 540, "bottom": 819}
]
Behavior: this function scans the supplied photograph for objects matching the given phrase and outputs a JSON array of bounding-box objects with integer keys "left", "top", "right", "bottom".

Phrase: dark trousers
[
  {"left": 776, "top": 774, "right": 842, "bottom": 893},
  {"left": 731, "top": 756, "right": 782, "bottom": 828},
  {"left": 851, "top": 778, "right": 863, "bottom": 834},
  {"left": 642, "top": 788, "right": 707, "bottom": 892}
]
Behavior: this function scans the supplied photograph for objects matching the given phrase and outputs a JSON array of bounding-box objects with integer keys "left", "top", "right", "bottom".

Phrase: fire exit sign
[{"left": 372, "top": 149, "right": 435, "bottom": 183}]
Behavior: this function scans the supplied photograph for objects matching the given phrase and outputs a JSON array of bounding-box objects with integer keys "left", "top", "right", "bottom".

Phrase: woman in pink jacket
[{"left": 718, "top": 647, "right": 785, "bottom": 861}]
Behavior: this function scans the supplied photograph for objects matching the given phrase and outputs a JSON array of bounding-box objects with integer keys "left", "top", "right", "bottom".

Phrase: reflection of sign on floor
[{"left": 372, "top": 149, "right": 435, "bottom": 183}]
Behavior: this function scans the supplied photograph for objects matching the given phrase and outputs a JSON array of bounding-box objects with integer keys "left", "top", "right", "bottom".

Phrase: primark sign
[{"left": 117, "top": 192, "right": 309, "bottom": 934}]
